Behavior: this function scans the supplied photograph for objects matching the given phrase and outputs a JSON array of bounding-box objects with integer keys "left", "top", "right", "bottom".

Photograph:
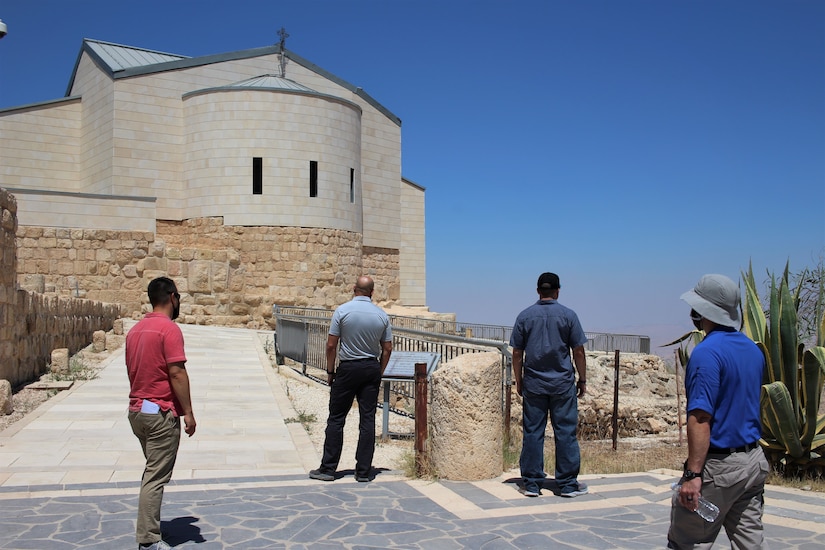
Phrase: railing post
[
  {"left": 612, "top": 349, "right": 620, "bottom": 451},
  {"left": 414, "top": 362, "right": 428, "bottom": 475}
]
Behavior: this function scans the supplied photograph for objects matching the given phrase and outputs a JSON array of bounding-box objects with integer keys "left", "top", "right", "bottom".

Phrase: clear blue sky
[{"left": 1, "top": 1, "right": 823, "bottom": 355}]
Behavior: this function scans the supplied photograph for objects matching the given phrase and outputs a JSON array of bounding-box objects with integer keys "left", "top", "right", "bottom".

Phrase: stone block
[
  {"left": 92, "top": 330, "right": 106, "bottom": 352},
  {"left": 189, "top": 261, "right": 212, "bottom": 292},
  {"left": 0, "top": 379, "right": 12, "bottom": 415},
  {"left": 430, "top": 352, "right": 502, "bottom": 480},
  {"left": 113, "top": 318, "right": 124, "bottom": 335},
  {"left": 51, "top": 348, "right": 69, "bottom": 374}
]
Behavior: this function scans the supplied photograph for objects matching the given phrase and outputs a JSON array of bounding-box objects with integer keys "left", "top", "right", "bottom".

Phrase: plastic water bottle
[{"left": 671, "top": 483, "right": 720, "bottom": 522}]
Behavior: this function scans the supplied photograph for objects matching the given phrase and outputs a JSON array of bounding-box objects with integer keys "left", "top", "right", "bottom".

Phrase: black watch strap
[{"left": 682, "top": 469, "right": 701, "bottom": 481}]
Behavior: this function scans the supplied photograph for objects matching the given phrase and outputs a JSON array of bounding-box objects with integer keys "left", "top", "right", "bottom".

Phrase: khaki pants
[
  {"left": 668, "top": 446, "right": 769, "bottom": 549},
  {"left": 129, "top": 409, "right": 181, "bottom": 545}
]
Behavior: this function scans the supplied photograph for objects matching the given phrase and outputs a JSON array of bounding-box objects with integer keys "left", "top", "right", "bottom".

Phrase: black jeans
[{"left": 320, "top": 358, "right": 382, "bottom": 477}]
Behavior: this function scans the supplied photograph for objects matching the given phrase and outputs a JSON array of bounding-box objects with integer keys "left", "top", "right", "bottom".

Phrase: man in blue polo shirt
[
  {"left": 309, "top": 275, "right": 392, "bottom": 482},
  {"left": 668, "top": 274, "right": 768, "bottom": 549},
  {"left": 510, "top": 272, "right": 588, "bottom": 498}
]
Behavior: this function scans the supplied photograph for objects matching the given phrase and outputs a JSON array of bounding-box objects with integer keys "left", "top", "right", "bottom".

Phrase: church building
[{"left": 0, "top": 33, "right": 426, "bottom": 326}]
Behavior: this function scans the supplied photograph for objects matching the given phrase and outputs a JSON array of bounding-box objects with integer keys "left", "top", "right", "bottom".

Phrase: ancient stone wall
[
  {"left": 0, "top": 189, "right": 19, "bottom": 384},
  {"left": 1, "top": 188, "right": 121, "bottom": 387},
  {"left": 15, "top": 216, "right": 401, "bottom": 328}
]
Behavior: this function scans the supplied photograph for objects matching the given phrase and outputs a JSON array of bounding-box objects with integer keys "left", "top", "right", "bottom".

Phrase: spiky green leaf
[
  {"left": 761, "top": 382, "right": 804, "bottom": 458},
  {"left": 800, "top": 347, "right": 825, "bottom": 446},
  {"left": 742, "top": 264, "right": 767, "bottom": 344},
  {"left": 778, "top": 277, "right": 800, "bottom": 422}
]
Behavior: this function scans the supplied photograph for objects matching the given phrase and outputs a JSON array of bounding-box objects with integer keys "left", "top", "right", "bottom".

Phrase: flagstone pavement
[{"left": 1, "top": 323, "right": 824, "bottom": 549}]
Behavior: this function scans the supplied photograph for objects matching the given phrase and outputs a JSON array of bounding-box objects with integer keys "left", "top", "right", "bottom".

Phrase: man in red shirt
[{"left": 126, "top": 277, "right": 196, "bottom": 550}]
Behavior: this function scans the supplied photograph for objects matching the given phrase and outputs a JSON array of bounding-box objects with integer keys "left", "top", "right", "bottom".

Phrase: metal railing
[
  {"left": 271, "top": 305, "right": 651, "bottom": 437},
  {"left": 272, "top": 305, "right": 513, "bottom": 437},
  {"left": 276, "top": 307, "right": 650, "bottom": 354}
]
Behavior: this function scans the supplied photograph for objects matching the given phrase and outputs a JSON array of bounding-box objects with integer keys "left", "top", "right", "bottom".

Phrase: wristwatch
[{"left": 682, "top": 468, "right": 701, "bottom": 481}]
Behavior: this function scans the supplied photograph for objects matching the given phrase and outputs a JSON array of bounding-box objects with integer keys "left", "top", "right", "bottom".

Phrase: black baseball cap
[{"left": 537, "top": 272, "right": 560, "bottom": 290}]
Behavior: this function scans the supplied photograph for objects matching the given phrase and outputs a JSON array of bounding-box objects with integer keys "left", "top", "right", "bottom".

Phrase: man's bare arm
[{"left": 168, "top": 362, "right": 196, "bottom": 436}]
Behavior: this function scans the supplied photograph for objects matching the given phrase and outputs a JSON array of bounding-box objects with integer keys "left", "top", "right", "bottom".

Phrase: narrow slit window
[
  {"left": 350, "top": 168, "right": 355, "bottom": 203},
  {"left": 309, "top": 160, "right": 318, "bottom": 197},
  {"left": 253, "top": 157, "right": 263, "bottom": 195}
]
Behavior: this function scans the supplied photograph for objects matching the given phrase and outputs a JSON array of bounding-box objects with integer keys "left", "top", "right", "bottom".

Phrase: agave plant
[{"left": 742, "top": 263, "right": 825, "bottom": 473}]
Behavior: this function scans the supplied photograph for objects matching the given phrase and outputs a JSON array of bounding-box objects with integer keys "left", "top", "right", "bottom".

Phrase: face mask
[
  {"left": 690, "top": 309, "right": 702, "bottom": 330},
  {"left": 171, "top": 292, "right": 181, "bottom": 321}
]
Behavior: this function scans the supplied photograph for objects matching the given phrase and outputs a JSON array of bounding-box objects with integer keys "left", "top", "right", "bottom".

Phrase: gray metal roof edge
[
  {"left": 67, "top": 40, "right": 101, "bottom": 96},
  {"left": 0, "top": 96, "right": 82, "bottom": 116},
  {"left": 114, "top": 45, "right": 281, "bottom": 80},
  {"left": 61, "top": 40, "right": 400, "bottom": 127},
  {"left": 283, "top": 49, "right": 401, "bottom": 127},
  {"left": 5, "top": 187, "right": 157, "bottom": 203},
  {"left": 66, "top": 38, "right": 194, "bottom": 96},
  {"left": 181, "top": 86, "right": 363, "bottom": 114},
  {"left": 402, "top": 177, "right": 426, "bottom": 192}
]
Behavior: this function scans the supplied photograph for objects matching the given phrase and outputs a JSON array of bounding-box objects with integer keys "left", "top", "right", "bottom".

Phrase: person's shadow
[
  {"left": 504, "top": 476, "right": 563, "bottom": 496},
  {"left": 162, "top": 516, "right": 205, "bottom": 546}
]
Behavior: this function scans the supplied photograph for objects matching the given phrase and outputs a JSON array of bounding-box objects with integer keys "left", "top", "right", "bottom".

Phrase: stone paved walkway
[{"left": 1, "top": 323, "right": 824, "bottom": 549}]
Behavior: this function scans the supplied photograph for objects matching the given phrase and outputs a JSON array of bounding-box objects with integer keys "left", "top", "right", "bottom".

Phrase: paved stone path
[{"left": 2, "top": 323, "right": 825, "bottom": 549}]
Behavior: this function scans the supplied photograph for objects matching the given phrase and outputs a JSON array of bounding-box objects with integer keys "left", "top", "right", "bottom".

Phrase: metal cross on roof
[{"left": 277, "top": 27, "right": 289, "bottom": 77}]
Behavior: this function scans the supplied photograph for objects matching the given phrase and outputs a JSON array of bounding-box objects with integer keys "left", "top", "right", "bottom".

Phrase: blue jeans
[{"left": 520, "top": 385, "right": 580, "bottom": 494}]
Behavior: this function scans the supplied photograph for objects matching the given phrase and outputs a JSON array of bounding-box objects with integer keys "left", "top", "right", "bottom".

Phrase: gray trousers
[
  {"left": 668, "top": 446, "right": 769, "bottom": 549},
  {"left": 129, "top": 409, "right": 181, "bottom": 545}
]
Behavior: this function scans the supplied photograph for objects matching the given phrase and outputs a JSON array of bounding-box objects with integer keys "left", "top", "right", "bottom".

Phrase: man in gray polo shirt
[{"left": 310, "top": 276, "right": 393, "bottom": 482}]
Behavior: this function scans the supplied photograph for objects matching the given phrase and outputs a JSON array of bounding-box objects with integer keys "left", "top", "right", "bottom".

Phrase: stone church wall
[
  {"left": 14, "top": 216, "right": 401, "bottom": 329},
  {"left": 1, "top": 188, "right": 121, "bottom": 387}
]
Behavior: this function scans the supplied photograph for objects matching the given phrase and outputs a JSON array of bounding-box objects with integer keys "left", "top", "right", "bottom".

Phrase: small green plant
[
  {"left": 262, "top": 335, "right": 274, "bottom": 355},
  {"left": 399, "top": 448, "right": 439, "bottom": 480},
  {"left": 50, "top": 354, "right": 99, "bottom": 382},
  {"left": 284, "top": 410, "right": 317, "bottom": 433}
]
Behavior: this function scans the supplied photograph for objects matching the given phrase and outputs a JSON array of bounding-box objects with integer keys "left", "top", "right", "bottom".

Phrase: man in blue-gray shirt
[
  {"left": 310, "top": 276, "right": 392, "bottom": 482},
  {"left": 510, "top": 272, "right": 588, "bottom": 498}
]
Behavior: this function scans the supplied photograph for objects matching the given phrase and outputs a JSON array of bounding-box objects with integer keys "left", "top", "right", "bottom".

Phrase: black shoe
[
  {"left": 309, "top": 469, "right": 335, "bottom": 481},
  {"left": 355, "top": 475, "right": 371, "bottom": 482}
]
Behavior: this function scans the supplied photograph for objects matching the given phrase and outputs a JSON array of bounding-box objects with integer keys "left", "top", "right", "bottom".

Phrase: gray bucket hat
[{"left": 680, "top": 274, "right": 741, "bottom": 329}]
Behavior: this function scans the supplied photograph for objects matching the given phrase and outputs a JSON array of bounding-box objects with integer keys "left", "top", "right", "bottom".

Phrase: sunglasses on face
[{"left": 690, "top": 310, "right": 702, "bottom": 322}]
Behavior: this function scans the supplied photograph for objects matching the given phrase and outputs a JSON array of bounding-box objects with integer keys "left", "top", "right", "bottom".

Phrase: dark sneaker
[
  {"left": 560, "top": 482, "right": 588, "bottom": 498},
  {"left": 355, "top": 475, "right": 371, "bottom": 482},
  {"left": 309, "top": 469, "right": 335, "bottom": 481},
  {"left": 523, "top": 489, "right": 539, "bottom": 498}
]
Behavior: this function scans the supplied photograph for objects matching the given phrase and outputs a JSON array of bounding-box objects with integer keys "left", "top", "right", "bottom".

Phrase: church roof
[
  {"left": 83, "top": 39, "right": 187, "bottom": 72},
  {"left": 66, "top": 38, "right": 401, "bottom": 126},
  {"left": 227, "top": 75, "right": 316, "bottom": 92}
]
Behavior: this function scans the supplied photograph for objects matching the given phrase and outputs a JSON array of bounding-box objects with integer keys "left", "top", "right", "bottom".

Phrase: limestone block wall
[
  {"left": 14, "top": 215, "right": 401, "bottom": 328},
  {"left": 1, "top": 188, "right": 121, "bottom": 387}
]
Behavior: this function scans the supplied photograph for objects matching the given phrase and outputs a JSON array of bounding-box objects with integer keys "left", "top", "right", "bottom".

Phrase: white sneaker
[{"left": 560, "top": 482, "right": 588, "bottom": 498}]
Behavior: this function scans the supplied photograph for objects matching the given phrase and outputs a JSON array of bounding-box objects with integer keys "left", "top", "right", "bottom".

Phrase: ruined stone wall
[
  {"left": 1, "top": 188, "right": 121, "bottom": 387},
  {"left": 0, "top": 190, "right": 19, "bottom": 384},
  {"left": 15, "top": 216, "right": 402, "bottom": 328}
]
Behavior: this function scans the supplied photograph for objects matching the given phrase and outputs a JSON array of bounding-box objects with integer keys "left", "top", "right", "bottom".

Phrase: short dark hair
[{"left": 147, "top": 277, "right": 177, "bottom": 307}]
